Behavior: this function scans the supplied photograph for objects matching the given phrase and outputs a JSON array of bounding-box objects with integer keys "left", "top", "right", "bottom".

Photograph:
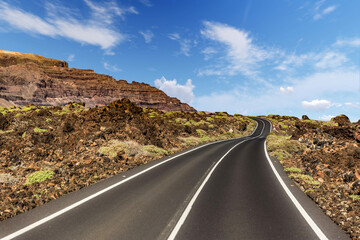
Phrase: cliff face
[{"left": 0, "top": 50, "right": 196, "bottom": 112}]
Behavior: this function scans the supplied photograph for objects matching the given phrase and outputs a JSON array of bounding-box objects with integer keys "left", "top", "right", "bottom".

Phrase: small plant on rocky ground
[
  {"left": 33, "top": 128, "right": 48, "bottom": 133},
  {"left": 266, "top": 133, "right": 305, "bottom": 160},
  {"left": 46, "top": 118, "right": 52, "bottom": 122},
  {"left": 196, "top": 129, "right": 206, "bottom": 136},
  {"left": 21, "top": 106, "right": 36, "bottom": 112},
  {"left": 142, "top": 145, "right": 170, "bottom": 157},
  {"left": 284, "top": 167, "right": 302, "bottom": 173},
  {"left": 288, "top": 173, "right": 321, "bottom": 186},
  {"left": 0, "top": 130, "right": 14, "bottom": 134},
  {"left": 97, "top": 141, "right": 144, "bottom": 158},
  {"left": 98, "top": 141, "right": 127, "bottom": 158},
  {"left": 349, "top": 195, "right": 360, "bottom": 201},
  {"left": 22, "top": 132, "right": 26, "bottom": 138},
  {"left": 25, "top": 170, "right": 54, "bottom": 185}
]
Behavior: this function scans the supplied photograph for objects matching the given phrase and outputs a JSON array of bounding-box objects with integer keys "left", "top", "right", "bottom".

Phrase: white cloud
[
  {"left": 0, "top": 0, "right": 137, "bottom": 50},
  {"left": 302, "top": 99, "right": 332, "bottom": 111},
  {"left": 202, "top": 47, "right": 217, "bottom": 60},
  {"left": 320, "top": 115, "right": 335, "bottom": 121},
  {"left": 154, "top": 76, "right": 195, "bottom": 104},
  {"left": 313, "top": 3, "right": 337, "bottom": 20},
  {"left": 323, "top": 5, "right": 336, "bottom": 14},
  {"left": 139, "top": 30, "right": 154, "bottom": 43},
  {"left": 104, "top": 62, "right": 122, "bottom": 72},
  {"left": 275, "top": 53, "right": 313, "bottom": 71},
  {"left": 314, "top": 52, "right": 348, "bottom": 69},
  {"left": 280, "top": 86, "right": 294, "bottom": 95},
  {"left": 168, "top": 33, "right": 193, "bottom": 56},
  {"left": 276, "top": 51, "right": 348, "bottom": 71},
  {"left": 83, "top": 0, "right": 137, "bottom": 23},
  {"left": 335, "top": 38, "right": 360, "bottom": 47},
  {"left": 0, "top": 2, "right": 57, "bottom": 36},
  {"left": 345, "top": 102, "right": 360, "bottom": 109},
  {"left": 200, "top": 21, "right": 274, "bottom": 77},
  {"left": 139, "top": 0, "right": 152, "bottom": 7},
  {"left": 168, "top": 33, "right": 180, "bottom": 41},
  {"left": 67, "top": 54, "right": 75, "bottom": 62}
]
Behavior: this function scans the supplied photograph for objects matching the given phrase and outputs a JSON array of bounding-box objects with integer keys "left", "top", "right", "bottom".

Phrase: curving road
[{"left": 0, "top": 118, "right": 350, "bottom": 240}]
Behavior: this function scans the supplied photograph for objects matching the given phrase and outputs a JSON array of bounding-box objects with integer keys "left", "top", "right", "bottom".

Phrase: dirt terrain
[
  {"left": 0, "top": 99, "right": 255, "bottom": 222},
  {"left": 266, "top": 114, "right": 360, "bottom": 239}
]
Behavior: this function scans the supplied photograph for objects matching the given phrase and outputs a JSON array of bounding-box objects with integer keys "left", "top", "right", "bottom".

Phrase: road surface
[{"left": 0, "top": 118, "right": 350, "bottom": 239}]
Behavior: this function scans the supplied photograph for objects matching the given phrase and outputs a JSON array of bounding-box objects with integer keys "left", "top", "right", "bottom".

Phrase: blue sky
[{"left": 0, "top": 0, "right": 359, "bottom": 121}]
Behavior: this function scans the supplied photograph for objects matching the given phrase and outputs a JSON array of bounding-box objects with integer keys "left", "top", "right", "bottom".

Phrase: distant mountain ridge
[{"left": 0, "top": 50, "right": 196, "bottom": 112}]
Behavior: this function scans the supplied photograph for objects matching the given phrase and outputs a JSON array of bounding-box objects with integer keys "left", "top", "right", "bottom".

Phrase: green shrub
[
  {"left": 271, "top": 149, "right": 291, "bottom": 160},
  {"left": 196, "top": 129, "right": 206, "bottom": 136},
  {"left": 0, "top": 130, "right": 14, "bottom": 134},
  {"left": 284, "top": 167, "right": 301, "bottom": 173},
  {"left": 289, "top": 173, "right": 321, "bottom": 186},
  {"left": 22, "top": 106, "right": 36, "bottom": 111},
  {"left": 349, "top": 195, "right": 360, "bottom": 201},
  {"left": 46, "top": 118, "right": 52, "bottom": 122},
  {"left": 98, "top": 142, "right": 127, "bottom": 158},
  {"left": 180, "top": 136, "right": 201, "bottom": 146},
  {"left": 200, "top": 135, "right": 211, "bottom": 143},
  {"left": 206, "top": 117, "right": 214, "bottom": 122},
  {"left": 267, "top": 134, "right": 305, "bottom": 157},
  {"left": 142, "top": 145, "right": 169, "bottom": 157},
  {"left": 26, "top": 170, "right": 54, "bottom": 185},
  {"left": 34, "top": 128, "right": 48, "bottom": 133}
]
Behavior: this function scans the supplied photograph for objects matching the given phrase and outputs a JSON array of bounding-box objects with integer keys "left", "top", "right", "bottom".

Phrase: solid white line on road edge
[
  {"left": 167, "top": 138, "right": 251, "bottom": 240},
  {"left": 263, "top": 120, "right": 328, "bottom": 240},
  {"left": 1, "top": 123, "right": 262, "bottom": 240},
  {"left": 250, "top": 119, "right": 258, "bottom": 136}
]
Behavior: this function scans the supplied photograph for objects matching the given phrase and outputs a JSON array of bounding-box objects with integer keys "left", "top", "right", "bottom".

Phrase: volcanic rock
[
  {"left": 302, "top": 115, "right": 309, "bottom": 120},
  {"left": 331, "top": 114, "right": 351, "bottom": 126},
  {"left": 0, "top": 50, "right": 196, "bottom": 112}
]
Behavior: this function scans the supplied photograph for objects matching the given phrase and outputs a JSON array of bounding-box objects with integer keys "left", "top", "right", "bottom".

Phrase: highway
[{"left": 0, "top": 118, "right": 350, "bottom": 239}]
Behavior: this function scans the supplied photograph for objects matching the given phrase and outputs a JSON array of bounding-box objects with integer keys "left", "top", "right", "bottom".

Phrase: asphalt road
[{"left": 0, "top": 118, "right": 351, "bottom": 240}]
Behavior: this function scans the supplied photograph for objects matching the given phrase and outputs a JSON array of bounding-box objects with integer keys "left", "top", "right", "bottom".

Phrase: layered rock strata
[{"left": 0, "top": 50, "right": 196, "bottom": 112}]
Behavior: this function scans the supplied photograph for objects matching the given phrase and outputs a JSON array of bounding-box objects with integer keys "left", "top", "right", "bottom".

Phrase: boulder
[
  {"left": 302, "top": 115, "right": 310, "bottom": 120},
  {"left": 331, "top": 114, "right": 351, "bottom": 126}
]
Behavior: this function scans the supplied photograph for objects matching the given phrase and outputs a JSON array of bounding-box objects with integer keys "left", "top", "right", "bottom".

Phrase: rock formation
[{"left": 0, "top": 50, "right": 196, "bottom": 112}]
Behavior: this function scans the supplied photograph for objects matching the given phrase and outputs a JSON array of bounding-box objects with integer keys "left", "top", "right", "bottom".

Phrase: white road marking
[
  {"left": 262, "top": 119, "right": 328, "bottom": 240},
  {"left": 167, "top": 120, "right": 265, "bottom": 240},
  {"left": 1, "top": 122, "right": 261, "bottom": 240}
]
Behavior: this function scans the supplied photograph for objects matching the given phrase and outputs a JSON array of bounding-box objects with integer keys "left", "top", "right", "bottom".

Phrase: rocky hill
[{"left": 0, "top": 50, "right": 195, "bottom": 112}]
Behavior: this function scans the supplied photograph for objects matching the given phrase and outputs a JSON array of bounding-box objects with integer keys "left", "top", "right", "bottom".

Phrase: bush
[
  {"left": 196, "top": 129, "right": 206, "bottom": 136},
  {"left": 284, "top": 167, "right": 302, "bottom": 173},
  {"left": 33, "top": 128, "right": 48, "bottom": 133},
  {"left": 97, "top": 141, "right": 143, "bottom": 158},
  {"left": 142, "top": 145, "right": 169, "bottom": 157},
  {"left": 26, "top": 170, "right": 54, "bottom": 185},
  {"left": 180, "top": 136, "right": 201, "bottom": 146},
  {"left": 98, "top": 141, "right": 127, "bottom": 158},
  {"left": 267, "top": 134, "right": 305, "bottom": 155}
]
